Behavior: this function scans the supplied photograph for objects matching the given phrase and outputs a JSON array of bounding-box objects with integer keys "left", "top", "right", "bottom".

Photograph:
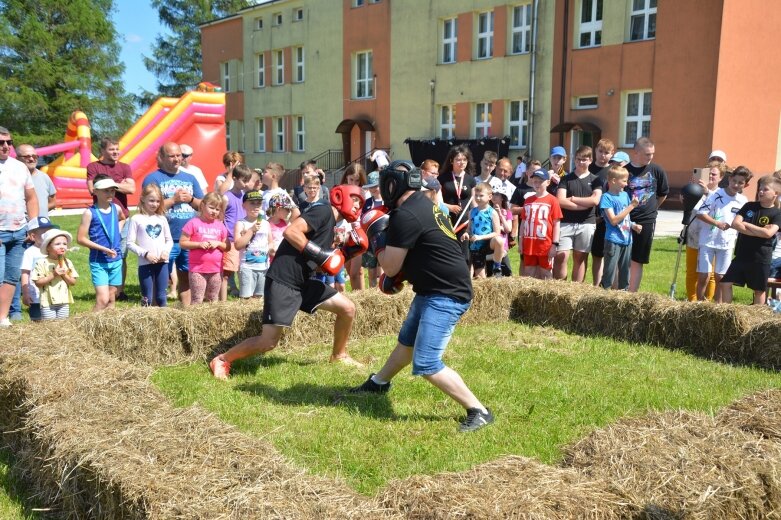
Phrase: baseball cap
[
  {"left": 610, "top": 151, "right": 630, "bottom": 163},
  {"left": 362, "top": 171, "right": 380, "bottom": 189},
  {"left": 94, "top": 178, "right": 120, "bottom": 190},
  {"left": 27, "top": 216, "right": 59, "bottom": 232},
  {"left": 531, "top": 169, "right": 550, "bottom": 181},
  {"left": 709, "top": 149, "right": 727, "bottom": 162},
  {"left": 242, "top": 190, "right": 263, "bottom": 202},
  {"left": 550, "top": 146, "right": 567, "bottom": 157},
  {"left": 422, "top": 178, "right": 441, "bottom": 192}
]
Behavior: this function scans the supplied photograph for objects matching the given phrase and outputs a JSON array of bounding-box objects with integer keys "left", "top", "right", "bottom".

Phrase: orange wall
[
  {"left": 457, "top": 12, "right": 473, "bottom": 63},
  {"left": 201, "top": 18, "right": 244, "bottom": 84},
  {"left": 494, "top": 6, "right": 507, "bottom": 58},
  {"left": 342, "top": 0, "right": 391, "bottom": 156}
]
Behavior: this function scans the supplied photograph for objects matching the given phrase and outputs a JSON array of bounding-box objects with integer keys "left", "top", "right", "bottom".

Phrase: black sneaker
[
  {"left": 349, "top": 373, "right": 391, "bottom": 394},
  {"left": 117, "top": 292, "right": 129, "bottom": 302},
  {"left": 459, "top": 407, "right": 494, "bottom": 432}
]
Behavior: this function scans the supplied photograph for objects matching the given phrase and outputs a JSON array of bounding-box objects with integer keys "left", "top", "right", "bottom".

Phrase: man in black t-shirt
[
  {"left": 209, "top": 185, "right": 367, "bottom": 380},
  {"left": 352, "top": 161, "right": 494, "bottom": 433}
]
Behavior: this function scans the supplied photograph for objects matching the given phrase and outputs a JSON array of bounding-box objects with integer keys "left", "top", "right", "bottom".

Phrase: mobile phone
[{"left": 692, "top": 168, "right": 710, "bottom": 182}]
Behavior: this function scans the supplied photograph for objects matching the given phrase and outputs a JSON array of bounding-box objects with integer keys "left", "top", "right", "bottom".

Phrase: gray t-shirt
[{"left": 31, "top": 170, "right": 56, "bottom": 218}]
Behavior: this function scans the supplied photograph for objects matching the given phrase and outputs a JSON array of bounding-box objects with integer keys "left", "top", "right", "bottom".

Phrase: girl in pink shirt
[{"left": 180, "top": 192, "right": 229, "bottom": 304}]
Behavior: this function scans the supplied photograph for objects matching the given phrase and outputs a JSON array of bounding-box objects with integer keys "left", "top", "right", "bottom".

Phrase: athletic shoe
[
  {"left": 117, "top": 292, "right": 129, "bottom": 302},
  {"left": 0, "top": 318, "right": 11, "bottom": 328},
  {"left": 209, "top": 356, "right": 231, "bottom": 380},
  {"left": 349, "top": 373, "right": 390, "bottom": 394},
  {"left": 459, "top": 407, "right": 494, "bottom": 432}
]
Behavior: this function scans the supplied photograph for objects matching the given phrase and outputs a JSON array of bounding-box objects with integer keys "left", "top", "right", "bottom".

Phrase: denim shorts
[
  {"left": 398, "top": 294, "right": 471, "bottom": 376},
  {"left": 168, "top": 242, "right": 190, "bottom": 273},
  {"left": 239, "top": 266, "right": 266, "bottom": 298},
  {"left": 89, "top": 260, "right": 123, "bottom": 287},
  {"left": 0, "top": 228, "right": 28, "bottom": 285}
]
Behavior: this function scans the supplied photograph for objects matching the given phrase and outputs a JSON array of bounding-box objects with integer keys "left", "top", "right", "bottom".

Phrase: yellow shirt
[{"left": 31, "top": 258, "right": 78, "bottom": 307}]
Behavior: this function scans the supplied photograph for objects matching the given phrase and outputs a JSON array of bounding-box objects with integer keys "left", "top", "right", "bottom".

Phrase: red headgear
[{"left": 330, "top": 184, "right": 365, "bottom": 222}]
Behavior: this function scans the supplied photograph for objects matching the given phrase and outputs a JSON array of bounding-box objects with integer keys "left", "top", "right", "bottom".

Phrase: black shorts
[
  {"left": 630, "top": 221, "right": 656, "bottom": 264},
  {"left": 721, "top": 259, "right": 771, "bottom": 292},
  {"left": 591, "top": 220, "right": 606, "bottom": 257},
  {"left": 262, "top": 278, "right": 337, "bottom": 326},
  {"left": 469, "top": 242, "right": 494, "bottom": 269}
]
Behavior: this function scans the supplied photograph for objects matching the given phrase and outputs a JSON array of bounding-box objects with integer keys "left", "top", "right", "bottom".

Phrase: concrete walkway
[{"left": 655, "top": 209, "right": 685, "bottom": 238}]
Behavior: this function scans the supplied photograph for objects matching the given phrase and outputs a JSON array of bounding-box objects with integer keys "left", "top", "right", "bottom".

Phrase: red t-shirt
[
  {"left": 520, "top": 193, "right": 562, "bottom": 257},
  {"left": 86, "top": 160, "right": 133, "bottom": 217}
]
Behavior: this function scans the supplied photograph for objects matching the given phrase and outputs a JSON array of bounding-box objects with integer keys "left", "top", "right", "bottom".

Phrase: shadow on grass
[{"left": 0, "top": 448, "right": 39, "bottom": 520}]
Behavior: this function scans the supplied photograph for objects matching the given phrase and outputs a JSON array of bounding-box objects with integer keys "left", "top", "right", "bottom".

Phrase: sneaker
[
  {"left": 209, "top": 356, "right": 231, "bottom": 380},
  {"left": 459, "top": 407, "right": 494, "bottom": 432},
  {"left": 117, "top": 292, "right": 129, "bottom": 302},
  {"left": 349, "top": 373, "right": 391, "bottom": 394},
  {"left": 0, "top": 318, "right": 11, "bottom": 328},
  {"left": 492, "top": 264, "right": 505, "bottom": 277}
]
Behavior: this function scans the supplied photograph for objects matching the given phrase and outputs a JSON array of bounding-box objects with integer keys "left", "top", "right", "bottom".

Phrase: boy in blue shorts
[{"left": 599, "top": 165, "right": 641, "bottom": 290}]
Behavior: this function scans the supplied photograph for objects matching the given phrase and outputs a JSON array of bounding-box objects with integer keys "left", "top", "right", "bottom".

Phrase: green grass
[
  {"left": 0, "top": 450, "right": 37, "bottom": 520},
  {"left": 154, "top": 322, "right": 781, "bottom": 495}
]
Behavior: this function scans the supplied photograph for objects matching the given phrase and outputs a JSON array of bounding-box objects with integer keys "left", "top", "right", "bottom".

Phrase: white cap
[
  {"left": 94, "top": 178, "right": 120, "bottom": 190},
  {"left": 708, "top": 150, "right": 727, "bottom": 162}
]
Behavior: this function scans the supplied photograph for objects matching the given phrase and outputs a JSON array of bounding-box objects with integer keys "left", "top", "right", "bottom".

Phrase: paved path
[{"left": 655, "top": 209, "right": 684, "bottom": 238}]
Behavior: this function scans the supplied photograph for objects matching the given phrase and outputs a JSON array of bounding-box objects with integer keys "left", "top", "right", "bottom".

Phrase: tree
[
  {"left": 0, "top": 0, "right": 135, "bottom": 146},
  {"left": 141, "top": 0, "right": 248, "bottom": 106}
]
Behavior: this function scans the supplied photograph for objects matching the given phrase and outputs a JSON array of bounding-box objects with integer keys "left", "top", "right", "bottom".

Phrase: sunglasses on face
[{"left": 0, "top": 139, "right": 13, "bottom": 146}]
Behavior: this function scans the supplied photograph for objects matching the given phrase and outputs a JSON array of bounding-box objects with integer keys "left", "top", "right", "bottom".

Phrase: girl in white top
[{"left": 127, "top": 184, "right": 173, "bottom": 306}]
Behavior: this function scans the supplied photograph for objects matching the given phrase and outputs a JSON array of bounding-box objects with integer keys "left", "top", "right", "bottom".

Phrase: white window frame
[
  {"left": 578, "top": 0, "right": 602, "bottom": 48},
  {"left": 272, "top": 12, "right": 282, "bottom": 26},
  {"left": 629, "top": 0, "right": 656, "bottom": 41},
  {"left": 441, "top": 17, "right": 457, "bottom": 64},
  {"left": 354, "top": 0, "right": 365, "bottom": 6},
  {"left": 256, "top": 118, "right": 266, "bottom": 153},
  {"left": 354, "top": 50, "right": 374, "bottom": 99},
  {"left": 474, "top": 102, "right": 492, "bottom": 138},
  {"left": 508, "top": 100, "right": 529, "bottom": 149},
  {"left": 273, "top": 117, "right": 286, "bottom": 152},
  {"left": 294, "top": 46, "right": 305, "bottom": 83},
  {"left": 294, "top": 116, "right": 305, "bottom": 152},
  {"left": 221, "top": 62, "right": 230, "bottom": 92},
  {"left": 293, "top": 7, "right": 303, "bottom": 21},
  {"left": 622, "top": 90, "right": 652, "bottom": 147},
  {"left": 574, "top": 95, "right": 599, "bottom": 109},
  {"left": 439, "top": 105, "right": 456, "bottom": 139},
  {"left": 476, "top": 11, "right": 494, "bottom": 59},
  {"left": 510, "top": 4, "right": 532, "bottom": 55},
  {"left": 273, "top": 49, "right": 284, "bottom": 86},
  {"left": 256, "top": 54, "right": 265, "bottom": 87},
  {"left": 255, "top": 17, "right": 263, "bottom": 30}
]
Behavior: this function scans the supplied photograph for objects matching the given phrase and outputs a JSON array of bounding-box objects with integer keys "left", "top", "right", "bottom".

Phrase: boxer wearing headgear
[{"left": 330, "top": 184, "right": 365, "bottom": 222}]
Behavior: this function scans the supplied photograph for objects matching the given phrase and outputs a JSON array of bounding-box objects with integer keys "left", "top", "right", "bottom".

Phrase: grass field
[{"left": 0, "top": 213, "right": 760, "bottom": 514}]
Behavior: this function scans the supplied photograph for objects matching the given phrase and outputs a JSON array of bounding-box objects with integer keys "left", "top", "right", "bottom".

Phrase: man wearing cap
[
  {"left": 179, "top": 144, "right": 209, "bottom": 193},
  {"left": 20, "top": 217, "right": 59, "bottom": 321},
  {"left": 142, "top": 142, "right": 204, "bottom": 306},
  {"left": 0, "top": 126, "right": 39, "bottom": 327},
  {"left": 625, "top": 137, "right": 669, "bottom": 292},
  {"left": 591, "top": 150, "right": 630, "bottom": 285}
]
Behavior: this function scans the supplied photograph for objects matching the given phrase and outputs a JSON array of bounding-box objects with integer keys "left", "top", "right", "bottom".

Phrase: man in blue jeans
[
  {"left": 0, "top": 126, "right": 39, "bottom": 327},
  {"left": 351, "top": 161, "right": 494, "bottom": 432}
]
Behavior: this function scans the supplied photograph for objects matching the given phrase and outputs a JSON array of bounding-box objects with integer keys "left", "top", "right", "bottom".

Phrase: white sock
[{"left": 371, "top": 374, "right": 389, "bottom": 385}]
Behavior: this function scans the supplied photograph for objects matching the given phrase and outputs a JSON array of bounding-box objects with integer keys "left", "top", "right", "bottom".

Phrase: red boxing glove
[
  {"left": 342, "top": 226, "right": 369, "bottom": 261},
  {"left": 361, "top": 206, "right": 390, "bottom": 254},
  {"left": 302, "top": 241, "right": 345, "bottom": 276},
  {"left": 379, "top": 272, "right": 405, "bottom": 295}
]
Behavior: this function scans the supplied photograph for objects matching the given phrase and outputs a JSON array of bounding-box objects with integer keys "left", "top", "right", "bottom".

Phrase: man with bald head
[
  {"left": 16, "top": 145, "right": 56, "bottom": 217},
  {"left": 142, "top": 142, "right": 204, "bottom": 305}
]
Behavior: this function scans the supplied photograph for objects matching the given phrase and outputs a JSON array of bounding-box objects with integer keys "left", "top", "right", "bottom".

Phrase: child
[
  {"left": 222, "top": 164, "right": 254, "bottom": 300},
  {"left": 489, "top": 186, "right": 513, "bottom": 276},
  {"left": 127, "top": 184, "right": 173, "bottom": 306},
  {"left": 76, "top": 175, "right": 125, "bottom": 311},
  {"left": 267, "top": 192, "right": 294, "bottom": 262},
  {"left": 261, "top": 162, "right": 300, "bottom": 219},
  {"left": 720, "top": 174, "right": 781, "bottom": 305},
  {"left": 360, "top": 171, "right": 385, "bottom": 288},
  {"left": 31, "top": 229, "right": 78, "bottom": 320},
  {"left": 180, "top": 192, "right": 229, "bottom": 304},
  {"left": 520, "top": 170, "right": 563, "bottom": 280},
  {"left": 695, "top": 166, "right": 750, "bottom": 302},
  {"left": 685, "top": 161, "right": 724, "bottom": 301},
  {"left": 234, "top": 190, "right": 271, "bottom": 299},
  {"left": 299, "top": 172, "right": 323, "bottom": 213},
  {"left": 20, "top": 217, "right": 59, "bottom": 321},
  {"left": 599, "top": 165, "right": 641, "bottom": 290},
  {"left": 463, "top": 182, "right": 504, "bottom": 278}
]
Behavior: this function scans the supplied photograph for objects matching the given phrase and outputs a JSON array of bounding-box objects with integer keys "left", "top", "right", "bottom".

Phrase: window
[
  {"left": 294, "top": 116, "right": 305, "bottom": 152},
  {"left": 439, "top": 105, "right": 456, "bottom": 139},
  {"left": 441, "top": 18, "right": 457, "bottom": 64},
  {"left": 354, "top": 0, "right": 365, "bottom": 6},
  {"left": 629, "top": 0, "right": 656, "bottom": 41},
  {"left": 574, "top": 95, "right": 598, "bottom": 109},
  {"left": 273, "top": 50, "right": 284, "bottom": 85},
  {"left": 273, "top": 12, "right": 282, "bottom": 26},
  {"left": 293, "top": 8, "right": 303, "bottom": 21},
  {"left": 255, "top": 17, "right": 263, "bottom": 30},
  {"left": 274, "top": 117, "right": 286, "bottom": 152},
  {"left": 623, "top": 91, "right": 652, "bottom": 146},
  {"left": 225, "top": 123, "right": 231, "bottom": 151},
  {"left": 355, "top": 51, "right": 374, "bottom": 99},
  {"left": 221, "top": 62, "right": 230, "bottom": 92},
  {"left": 238, "top": 120, "right": 245, "bottom": 152},
  {"left": 578, "top": 0, "right": 602, "bottom": 48},
  {"left": 511, "top": 4, "right": 532, "bottom": 54},
  {"left": 294, "top": 47, "right": 305, "bottom": 83},
  {"left": 256, "top": 54, "right": 265, "bottom": 87},
  {"left": 508, "top": 100, "right": 529, "bottom": 149},
  {"left": 474, "top": 102, "right": 492, "bottom": 138},
  {"left": 256, "top": 118, "right": 266, "bottom": 152},
  {"left": 476, "top": 11, "right": 494, "bottom": 59}
]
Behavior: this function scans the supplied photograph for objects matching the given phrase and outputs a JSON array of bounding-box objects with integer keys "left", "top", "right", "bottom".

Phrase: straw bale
[
  {"left": 180, "top": 300, "right": 265, "bottom": 359},
  {"left": 743, "top": 317, "right": 781, "bottom": 369},
  {"left": 374, "top": 455, "right": 635, "bottom": 519},
  {"left": 509, "top": 278, "right": 582, "bottom": 328},
  {"left": 571, "top": 290, "right": 665, "bottom": 343},
  {"left": 717, "top": 389, "right": 781, "bottom": 441},
  {"left": 463, "top": 277, "right": 524, "bottom": 324},
  {"left": 563, "top": 410, "right": 781, "bottom": 519}
]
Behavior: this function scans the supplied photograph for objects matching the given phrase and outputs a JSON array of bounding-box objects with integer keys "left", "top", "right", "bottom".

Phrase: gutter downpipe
[{"left": 527, "top": 0, "right": 540, "bottom": 157}]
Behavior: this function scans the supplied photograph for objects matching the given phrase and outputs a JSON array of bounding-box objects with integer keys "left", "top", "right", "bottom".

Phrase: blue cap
[
  {"left": 550, "top": 146, "right": 567, "bottom": 157},
  {"left": 362, "top": 171, "right": 380, "bottom": 189},
  {"left": 27, "top": 216, "right": 59, "bottom": 231},
  {"left": 610, "top": 151, "right": 630, "bottom": 163},
  {"left": 531, "top": 169, "right": 550, "bottom": 181}
]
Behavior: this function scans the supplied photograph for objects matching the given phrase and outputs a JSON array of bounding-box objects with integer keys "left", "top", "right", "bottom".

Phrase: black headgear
[
  {"left": 379, "top": 160, "right": 423, "bottom": 209},
  {"left": 681, "top": 182, "right": 705, "bottom": 225}
]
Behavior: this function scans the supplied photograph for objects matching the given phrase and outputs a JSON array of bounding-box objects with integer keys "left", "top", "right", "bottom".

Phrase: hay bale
[
  {"left": 509, "top": 277, "right": 583, "bottom": 328},
  {"left": 743, "top": 317, "right": 781, "bottom": 369},
  {"left": 463, "top": 277, "right": 525, "bottom": 324},
  {"left": 717, "top": 389, "right": 781, "bottom": 441},
  {"left": 572, "top": 290, "right": 665, "bottom": 344},
  {"left": 374, "top": 455, "right": 635, "bottom": 519},
  {"left": 563, "top": 410, "right": 781, "bottom": 518},
  {"left": 181, "top": 299, "right": 265, "bottom": 359}
]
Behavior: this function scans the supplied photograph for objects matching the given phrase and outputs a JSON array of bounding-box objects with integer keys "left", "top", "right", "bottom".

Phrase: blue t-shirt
[
  {"left": 600, "top": 191, "right": 632, "bottom": 246},
  {"left": 469, "top": 205, "right": 494, "bottom": 251},
  {"left": 142, "top": 170, "right": 204, "bottom": 241}
]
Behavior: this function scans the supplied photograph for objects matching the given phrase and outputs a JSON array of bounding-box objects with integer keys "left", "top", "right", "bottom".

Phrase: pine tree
[
  {"left": 0, "top": 0, "right": 135, "bottom": 145},
  {"left": 141, "top": 0, "right": 248, "bottom": 105}
]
